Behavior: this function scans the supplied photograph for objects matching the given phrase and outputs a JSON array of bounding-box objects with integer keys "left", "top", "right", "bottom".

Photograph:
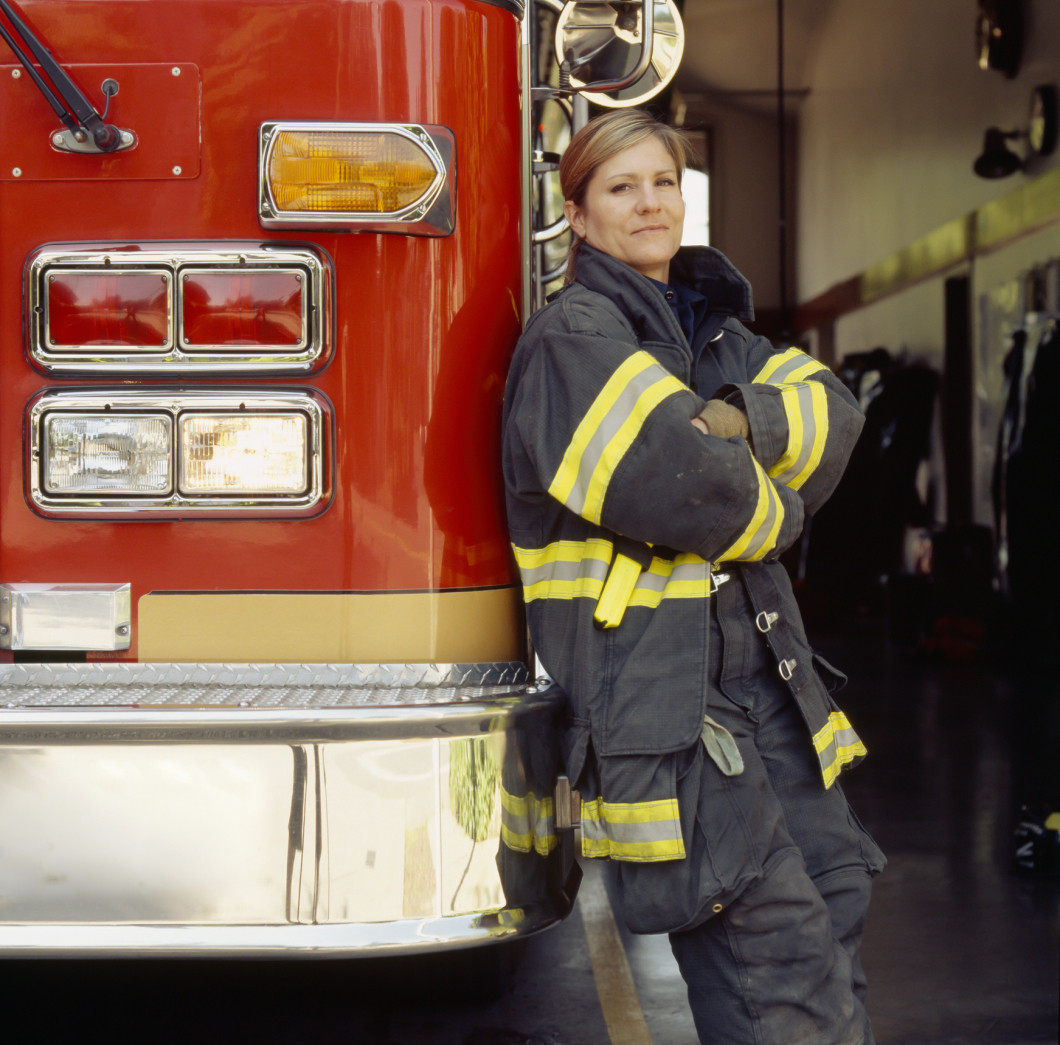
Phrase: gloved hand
[{"left": 692, "top": 399, "right": 750, "bottom": 440}]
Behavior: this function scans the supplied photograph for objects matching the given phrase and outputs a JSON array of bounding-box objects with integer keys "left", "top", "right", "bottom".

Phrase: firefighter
[{"left": 502, "top": 110, "right": 885, "bottom": 1045}]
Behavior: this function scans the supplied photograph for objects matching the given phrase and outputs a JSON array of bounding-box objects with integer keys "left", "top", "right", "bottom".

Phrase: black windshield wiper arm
[{"left": 0, "top": 0, "right": 130, "bottom": 152}]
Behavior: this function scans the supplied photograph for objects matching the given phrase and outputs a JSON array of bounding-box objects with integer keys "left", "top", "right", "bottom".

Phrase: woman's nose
[{"left": 636, "top": 185, "right": 661, "bottom": 211}]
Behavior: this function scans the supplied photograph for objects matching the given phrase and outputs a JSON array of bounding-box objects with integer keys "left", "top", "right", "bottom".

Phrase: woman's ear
[{"left": 564, "top": 200, "right": 585, "bottom": 240}]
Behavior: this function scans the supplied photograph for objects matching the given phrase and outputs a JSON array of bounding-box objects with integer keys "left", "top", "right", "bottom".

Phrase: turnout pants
[{"left": 663, "top": 577, "right": 884, "bottom": 1045}]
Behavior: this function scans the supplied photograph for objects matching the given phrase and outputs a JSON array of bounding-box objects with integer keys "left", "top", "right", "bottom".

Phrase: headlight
[
  {"left": 28, "top": 391, "right": 329, "bottom": 517},
  {"left": 44, "top": 414, "right": 172, "bottom": 495},
  {"left": 180, "top": 414, "right": 308, "bottom": 495},
  {"left": 258, "top": 122, "right": 455, "bottom": 236}
]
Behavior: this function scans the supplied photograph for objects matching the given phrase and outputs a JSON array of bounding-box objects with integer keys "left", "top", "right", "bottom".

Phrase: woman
[{"left": 502, "top": 109, "right": 885, "bottom": 1044}]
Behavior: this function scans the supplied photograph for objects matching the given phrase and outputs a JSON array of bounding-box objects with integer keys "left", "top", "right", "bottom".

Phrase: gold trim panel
[{"left": 138, "top": 587, "right": 524, "bottom": 663}]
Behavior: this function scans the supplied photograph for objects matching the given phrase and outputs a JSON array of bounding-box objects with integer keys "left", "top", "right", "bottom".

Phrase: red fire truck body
[
  {"left": 0, "top": 0, "right": 676, "bottom": 958},
  {"left": 1, "top": 0, "right": 523, "bottom": 620}
]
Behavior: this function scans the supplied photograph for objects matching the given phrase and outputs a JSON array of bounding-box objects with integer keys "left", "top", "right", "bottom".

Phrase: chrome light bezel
[
  {"left": 258, "top": 121, "right": 455, "bottom": 236},
  {"left": 27, "top": 389, "right": 330, "bottom": 518},
  {"left": 26, "top": 243, "right": 333, "bottom": 375}
]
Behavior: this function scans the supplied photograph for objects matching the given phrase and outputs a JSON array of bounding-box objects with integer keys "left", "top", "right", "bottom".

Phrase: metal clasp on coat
[
  {"left": 710, "top": 569, "right": 730, "bottom": 594},
  {"left": 554, "top": 774, "right": 582, "bottom": 831},
  {"left": 778, "top": 658, "right": 798, "bottom": 681},
  {"left": 756, "top": 610, "right": 779, "bottom": 633}
]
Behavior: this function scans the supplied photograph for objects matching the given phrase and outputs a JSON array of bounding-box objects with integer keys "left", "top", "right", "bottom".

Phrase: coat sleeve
[
  {"left": 721, "top": 340, "right": 865, "bottom": 516},
  {"left": 505, "top": 299, "right": 805, "bottom": 564}
]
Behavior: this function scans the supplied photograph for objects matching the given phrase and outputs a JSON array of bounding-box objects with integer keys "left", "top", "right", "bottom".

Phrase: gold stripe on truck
[{"left": 138, "top": 587, "right": 524, "bottom": 663}]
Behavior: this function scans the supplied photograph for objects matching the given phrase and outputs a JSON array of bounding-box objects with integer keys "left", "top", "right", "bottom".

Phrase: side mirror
[{"left": 554, "top": 0, "right": 684, "bottom": 108}]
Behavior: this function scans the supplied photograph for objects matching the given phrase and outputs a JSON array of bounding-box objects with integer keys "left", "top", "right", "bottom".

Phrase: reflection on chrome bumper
[{"left": 0, "top": 662, "right": 576, "bottom": 957}]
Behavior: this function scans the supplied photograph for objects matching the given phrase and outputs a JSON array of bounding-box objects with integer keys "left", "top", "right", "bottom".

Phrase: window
[{"left": 681, "top": 128, "right": 710, "bottom": 246}]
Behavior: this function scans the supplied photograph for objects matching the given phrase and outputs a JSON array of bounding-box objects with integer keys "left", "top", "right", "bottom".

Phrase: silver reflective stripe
[
  {"left": 814, "top": 711, "right": 868, "bottom": 788},
  {"left": 765, "top": 354, "right": 810, "bottom": 382},
  {"left": 501, "top": 789, "right": 558, "bottom": 856},
  {"left": 738, "top": 484, "right": 780, "bottom": 561},
  {"left": 754, "top": 348, "right": 827, "bottom": 385},
  {"left": 579, "top": 797, "right": 685, "bottom": 861},
  {"left": 518, "top": 553, "right": 611, "bottom": 591},
  {"left": 772, "top": 384, "right": 819, "bottom": 485},
  {"left": 563, "top": 360, "right": 678, "bottom": 518}
]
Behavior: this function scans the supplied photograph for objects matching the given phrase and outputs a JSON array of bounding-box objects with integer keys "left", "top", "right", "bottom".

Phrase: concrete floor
[
  {"left": 812, "top": 617, "right": 1060, "bottom": 1045},
  {"left": 5, "top": 615, "right": 1059, "bottom": 1044}
]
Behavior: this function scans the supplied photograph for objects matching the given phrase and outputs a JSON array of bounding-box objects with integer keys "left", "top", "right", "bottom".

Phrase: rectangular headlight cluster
[
  {"left": 26, "top": 245, "right": 332, "bottom": 374},
  {"left": 28, "top": 391, "right": 327, "bottom": 517}
]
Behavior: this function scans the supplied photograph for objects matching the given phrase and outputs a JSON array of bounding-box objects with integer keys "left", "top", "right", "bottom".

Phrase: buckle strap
[{"left": 593, "top": 536, "right": 655, "bottom": 630}]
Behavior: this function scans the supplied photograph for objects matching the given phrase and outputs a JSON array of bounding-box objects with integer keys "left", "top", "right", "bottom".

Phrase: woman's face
[{"left": 564, "top": 135, "right": 685, "bottom": 283}]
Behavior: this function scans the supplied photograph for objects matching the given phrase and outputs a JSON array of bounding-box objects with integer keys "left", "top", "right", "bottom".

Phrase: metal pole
[{"left": 776, "top": 0, "right": 789, "bottom": 343}]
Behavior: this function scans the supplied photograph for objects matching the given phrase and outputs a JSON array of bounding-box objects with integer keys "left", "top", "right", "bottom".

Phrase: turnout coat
[{"left": 502, "top": 243, "right": 868, "bottom": 903}]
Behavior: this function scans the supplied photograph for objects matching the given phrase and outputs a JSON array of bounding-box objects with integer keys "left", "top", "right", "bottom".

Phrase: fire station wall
[
  {"left": 794, "top": 0, "right": 1060, "bottom": 528},
  {"left": 797, "top": 0, "right": 1060, "bottom": 307}
]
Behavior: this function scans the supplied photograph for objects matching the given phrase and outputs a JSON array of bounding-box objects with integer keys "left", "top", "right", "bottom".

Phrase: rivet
[
  {"left": 52, "top": 133, "right": 64, "bottom": 147},
  {"left": 171, "top": 67, "right": 181, "bottom": 77},
  {"left": 12, "top": 167, "right": 21, "bottom": 177},
  {"left": 11, "top": 68, "right": 21, "bottom": 78},
  {"left": 172, "top": 165, "right": 182, "bottom": 176}
]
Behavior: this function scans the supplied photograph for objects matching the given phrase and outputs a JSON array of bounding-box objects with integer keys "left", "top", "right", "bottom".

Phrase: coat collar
[{"left": 570, "top": 242, "right": 756, "bottom": 327}]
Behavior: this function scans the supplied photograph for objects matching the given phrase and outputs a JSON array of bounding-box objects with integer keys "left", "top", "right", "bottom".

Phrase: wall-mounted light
[{"left": 974, "top": 84, "right": 1057, "bottom": 179}]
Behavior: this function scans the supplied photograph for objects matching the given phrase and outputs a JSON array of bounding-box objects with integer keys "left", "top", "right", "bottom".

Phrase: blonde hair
[{"left": 560, "top": 110, "right": 691, "bottom": 283}]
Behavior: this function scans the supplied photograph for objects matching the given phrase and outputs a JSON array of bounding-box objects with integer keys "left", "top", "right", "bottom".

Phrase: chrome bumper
[{"left": 0, "top": 662, "right": 576, "bottom": 957}]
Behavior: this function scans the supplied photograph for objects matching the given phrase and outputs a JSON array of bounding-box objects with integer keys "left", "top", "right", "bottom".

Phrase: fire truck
[{"left": 0, "top": 0, "right": 681, "bottom": 961}]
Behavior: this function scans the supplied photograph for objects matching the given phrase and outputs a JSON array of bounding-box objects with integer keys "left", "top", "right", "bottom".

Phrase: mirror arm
[{"left": 569, "top": 0, "right": 654, "bottom": 95}]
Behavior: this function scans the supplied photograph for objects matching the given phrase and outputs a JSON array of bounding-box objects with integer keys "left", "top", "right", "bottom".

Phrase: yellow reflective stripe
[
  {"left": 513, "top": 539, "right": 613, "bottom": 603},
  {"left": 548, "top": 351, "right": 686, "bottom": 525},
  {"left": 513, "top": 537, "right": 613, "bottom": 571},
  {"left": 515, "top": 541, "right": 721, "bottom": 610},
  {"left": 753, "top": 346, "right": 829, "bottom": 385},
  {"left": 770, "top": 382, "right": 829, "bottom": 490},
  {"left": 500, "top": 787, "right": 558, "bottom": 856},
  {"left": 812, "top": 711, "right": 868, "bottom": 789},
  {"left": 627, "top": 553, "right": 714, "bottom": 606},
  {"left": 579, "top": 796, "right": 685, "bottom": 862},
  {"left": 716, "top": 453, "right": 784, "bottom": 562},
  {"left": 501, "top": 825, "right": 557, "bottom": 857}
]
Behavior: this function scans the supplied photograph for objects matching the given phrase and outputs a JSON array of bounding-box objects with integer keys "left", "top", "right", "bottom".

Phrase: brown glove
[{"left": 695, "top": 399, "right": 750, "bottom": 440}]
